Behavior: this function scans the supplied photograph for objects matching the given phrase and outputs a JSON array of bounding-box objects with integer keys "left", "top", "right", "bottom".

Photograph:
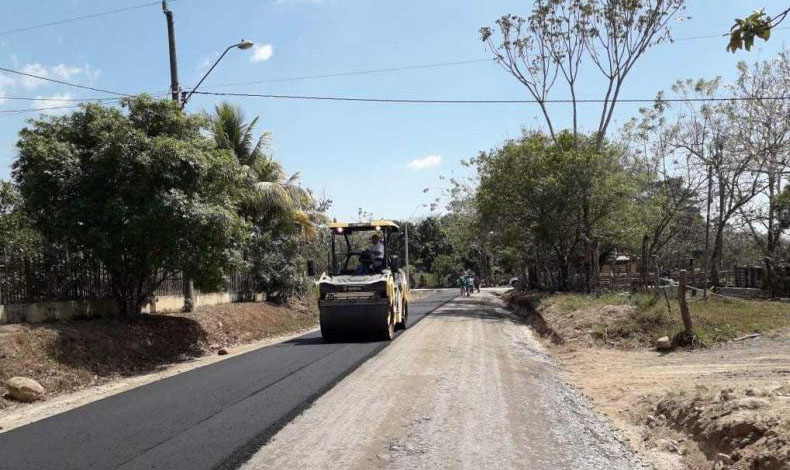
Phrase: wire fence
[
  {"left": 0, "top": 250, "right": 257, "bottom": 306},
  {"left": 0, "top": 250, "right": 111, "bottom": 304}
]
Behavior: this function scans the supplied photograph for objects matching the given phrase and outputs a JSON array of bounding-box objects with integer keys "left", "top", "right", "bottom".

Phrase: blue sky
[{"left": 0, "top": 0, "right": 787, "bottom": 221}]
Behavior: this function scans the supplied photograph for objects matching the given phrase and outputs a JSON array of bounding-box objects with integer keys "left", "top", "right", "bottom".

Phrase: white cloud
[
  {"left": 19, "top": 63, "right": 48, "bottom": 89},
  {"left": 407, "top": 154, "right": 442, "bottom": 170},
  {"left": 16, "top": 63, "right": 100, "bottom": 89},
  {"left": 250, "top": 44, "right": 273, "bottom": 63},
  {"left": 197, "top": 52, "right": 220, "bottom": 73},
  {"left": 34, "top": 93, "right": 73, "bottom": 115},
  {"left": 0, "top": 74, "right": 12, "bottom": 104},
  {"left": 0, "top": 73, "right": 14, "bottom": 88},
  {"left": 51, "top": 64, "right": 83, "bottom": 80}
]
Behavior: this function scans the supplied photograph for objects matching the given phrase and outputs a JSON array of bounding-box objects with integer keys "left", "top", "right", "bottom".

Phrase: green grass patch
[{"left": 683, "top": 297, "right": 790, "bottom": 344}]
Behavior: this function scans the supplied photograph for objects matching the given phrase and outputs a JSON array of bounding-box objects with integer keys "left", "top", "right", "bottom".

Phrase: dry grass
[
  {"left": 508, "top": 291, "right": 790, "bottom": 349},
  {"left": 0, "top": 297, "right": 317, "bottom": 410}
]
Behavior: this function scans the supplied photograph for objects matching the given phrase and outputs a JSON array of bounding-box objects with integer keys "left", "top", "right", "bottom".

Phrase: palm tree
[{"left": 209, "top": 102, "right": 323, "bottom": 236}]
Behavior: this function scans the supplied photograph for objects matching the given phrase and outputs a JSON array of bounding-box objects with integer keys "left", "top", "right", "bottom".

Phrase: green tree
[
  {"left": 474, "top": 132, "right": 634, "bottom": 291},
  {"left": 210, "top": 102, "right": 317, "bottom": 235},
  {"left": 0, "top": 180, "right": 41, "bottom": 256},
  {"left": 14, "top": 96, "right": 247, "bottom": 317},
  {"left": 481, "top": 0, "right": 684, "bottom": 290},
  {"left": 209, "top": 102, "right": 326, "bottom": 300},
  {"left": 431, "top": 254, "right": 459, "bottom": 287}
]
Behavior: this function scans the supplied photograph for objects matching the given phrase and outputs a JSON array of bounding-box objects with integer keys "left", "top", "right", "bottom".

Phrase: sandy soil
[
  {"left": 241, "top": 291, "right": 647, "bottom": 470},
  {"left": 554, "top": 337, "right": 790, "bottom": 469}
]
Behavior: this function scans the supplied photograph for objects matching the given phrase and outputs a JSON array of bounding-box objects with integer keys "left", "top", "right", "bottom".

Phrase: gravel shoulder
[{"left": 241, "top": 291, "right": 646, "bottom": 470}]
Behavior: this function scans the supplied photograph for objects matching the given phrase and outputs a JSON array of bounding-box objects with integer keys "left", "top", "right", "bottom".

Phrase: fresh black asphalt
[{"left": 0, "top": 289, "right": 457, "bottom": 470}]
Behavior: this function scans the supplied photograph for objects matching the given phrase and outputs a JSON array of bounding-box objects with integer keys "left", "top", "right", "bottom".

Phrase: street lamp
[{"left": 180, "top": 39, "right": 255, "bottom": 108}]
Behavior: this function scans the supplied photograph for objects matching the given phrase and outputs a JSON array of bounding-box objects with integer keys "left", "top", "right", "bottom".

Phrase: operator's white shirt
[{"left": 370, "top": 241, "right": 385, "bottom": 260}]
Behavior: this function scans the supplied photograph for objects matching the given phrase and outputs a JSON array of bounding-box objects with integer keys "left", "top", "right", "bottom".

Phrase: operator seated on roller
[{"left": 355, "top": 233, "right": 386, "bottom": 274}]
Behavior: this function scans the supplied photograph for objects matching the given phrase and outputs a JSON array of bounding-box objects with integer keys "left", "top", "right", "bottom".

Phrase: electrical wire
[
  {"left": 673, "top": 26, "right": 790, "bottom": 42},
  {"left": 0, "top": 65, "right": 129, "bottom": 96},
  {"left": 0, "top": 96, "right": 119, "bottom": 102},
  {"left": 189, "top": 90, "right": 790, "bottom": 105},
  {"left": 0, "top": 94, "right": 169, "bottom": 116},
  {"left": 0, "top": 1, "right": 182, "bottom": 37},
  {"left": 198, "top": 59, "right": 495, "bottom": 89},
  {"left": 195, "top": 28, "right": 790, "bottom": 90},
  {"left": 0, "top": 99, "right": 123, "bottom": 115}
]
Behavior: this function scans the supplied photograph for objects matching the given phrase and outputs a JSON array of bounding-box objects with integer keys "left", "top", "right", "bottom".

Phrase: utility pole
[
  {"left": 162, "top": 1, "right": 180, "bottom": 102},
  {"left": 163, "top": 1, "right": 193, "bottom": 311}
]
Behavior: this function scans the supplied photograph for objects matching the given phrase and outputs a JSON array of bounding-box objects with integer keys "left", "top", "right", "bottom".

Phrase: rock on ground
[
  {"left": 655, "top": 336, "right": 672, "bottom": 350},
  {"left": 5, "top": 377, "right": 45, "bottom": 403}
]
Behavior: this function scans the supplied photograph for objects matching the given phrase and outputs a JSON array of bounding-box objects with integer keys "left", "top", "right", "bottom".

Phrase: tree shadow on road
[
  {"left": 431, "top": 296, "right": 518, "bottom": 322},
  {"left": 432, "top": 293, "right": 564, "bottom": 344}
]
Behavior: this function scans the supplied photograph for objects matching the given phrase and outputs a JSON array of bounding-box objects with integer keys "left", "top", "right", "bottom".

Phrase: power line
[
  {"left": 0, "top": 100, "right": 123, "bottom": 116},
  {"left": 0, "top": 93, "right": 170, "bottom": 116},
  {"left": 673, "top": 26, "right": 790, "bottom": 42},
  {"left": 0, "top": 65, "right": 129, "bottom": 96},
  {"left": 195, "top": 28, "right": 789, "bottom": 90},
  {"left": 190, "top": 90, "right": 790, "bottom": 105},
  {"left": 198, "top": 58, "right": 495, "bottom": 89},
  {"left": 0, "top": 1, "right": 181, "bottom": 37},
  {"left": 0, "top": 96, "right": 119, "bottom": 102}
]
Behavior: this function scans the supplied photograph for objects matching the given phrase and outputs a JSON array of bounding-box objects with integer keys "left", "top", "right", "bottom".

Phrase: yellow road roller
[{"left": 316, "top": 220, "right": 409, "bottom": 342}]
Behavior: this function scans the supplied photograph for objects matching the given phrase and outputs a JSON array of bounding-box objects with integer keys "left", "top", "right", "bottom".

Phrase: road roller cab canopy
[
  {"left": 327, "top": 220, "right": 401, "bottom": 276},
  {"left": 327, "top": 220, "right": 400, "bottom": 233}
]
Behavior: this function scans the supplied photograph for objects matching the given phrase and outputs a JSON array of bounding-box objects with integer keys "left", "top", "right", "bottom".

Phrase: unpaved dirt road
[{"left": 241, "top": 291, "right": 647, "bottom": 470}]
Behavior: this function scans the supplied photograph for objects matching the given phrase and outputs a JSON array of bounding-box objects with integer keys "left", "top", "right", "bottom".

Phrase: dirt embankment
[
  {"left": 0, "top": 298, "right": 317, "bottom": 411},
  {"left": 506, "top": 291, "right": 790, "bottom": 470}
]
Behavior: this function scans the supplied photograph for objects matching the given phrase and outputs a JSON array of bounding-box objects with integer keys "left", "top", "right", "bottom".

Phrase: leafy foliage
[
  {"left": 0, "top": 180, "right": 41, "bottom": 255},
  {"left": 472, "top": 131, "right": 634, "bottom": 290},
  {"left": 727, "top": 8, "right": 787, "bottom": 52},
  {"left": 209, "top": 102, "right": 326, "bottom": 300},
  {"left": 14, "top": 96, "right": 248, "bottom": 316}
]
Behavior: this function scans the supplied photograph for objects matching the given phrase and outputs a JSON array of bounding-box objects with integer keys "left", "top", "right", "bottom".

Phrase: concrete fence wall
[{"left": 0, "top": 290, "right": 264, "bottom": 325}]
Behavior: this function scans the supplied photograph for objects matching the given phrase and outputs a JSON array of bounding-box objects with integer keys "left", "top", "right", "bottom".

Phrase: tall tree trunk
[
  {"left": 703, "top": 164, "right": 713, "bottom": 298},
  {"left": 711, "top": 177, "right": 726, "bottom": 287},
  {"left": 766, "top": 170, "right": 778, "bottom": 296},
  {"left": 592, "top": 239, "right": 600, "bottom": 291},
  {"left": 640, "top": 234, "right": 649, "bottom": 290},
  {"left": 711, "top": 223, "right": 725, "bottom": 287}
]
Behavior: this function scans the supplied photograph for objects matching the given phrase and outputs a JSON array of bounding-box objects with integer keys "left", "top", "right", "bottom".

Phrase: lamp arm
[{"left": 181, "top": 43, "right": 238, "bottom": 107}]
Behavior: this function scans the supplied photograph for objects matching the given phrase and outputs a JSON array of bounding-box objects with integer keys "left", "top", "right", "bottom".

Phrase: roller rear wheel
[
  {"left": 379, "top": 308, "right": 395, "bottom": 340},
  {"left": 395, "top": 300, "right": 408, "bottom": 331}
]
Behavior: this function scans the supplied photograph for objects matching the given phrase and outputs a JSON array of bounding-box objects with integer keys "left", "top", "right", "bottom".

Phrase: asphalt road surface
[
  {"left": 0, "top": 289, "right": 458, "bottom": 470},
  {"left": 241, "top": 291, "right": 647, "bottom": 470}
]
